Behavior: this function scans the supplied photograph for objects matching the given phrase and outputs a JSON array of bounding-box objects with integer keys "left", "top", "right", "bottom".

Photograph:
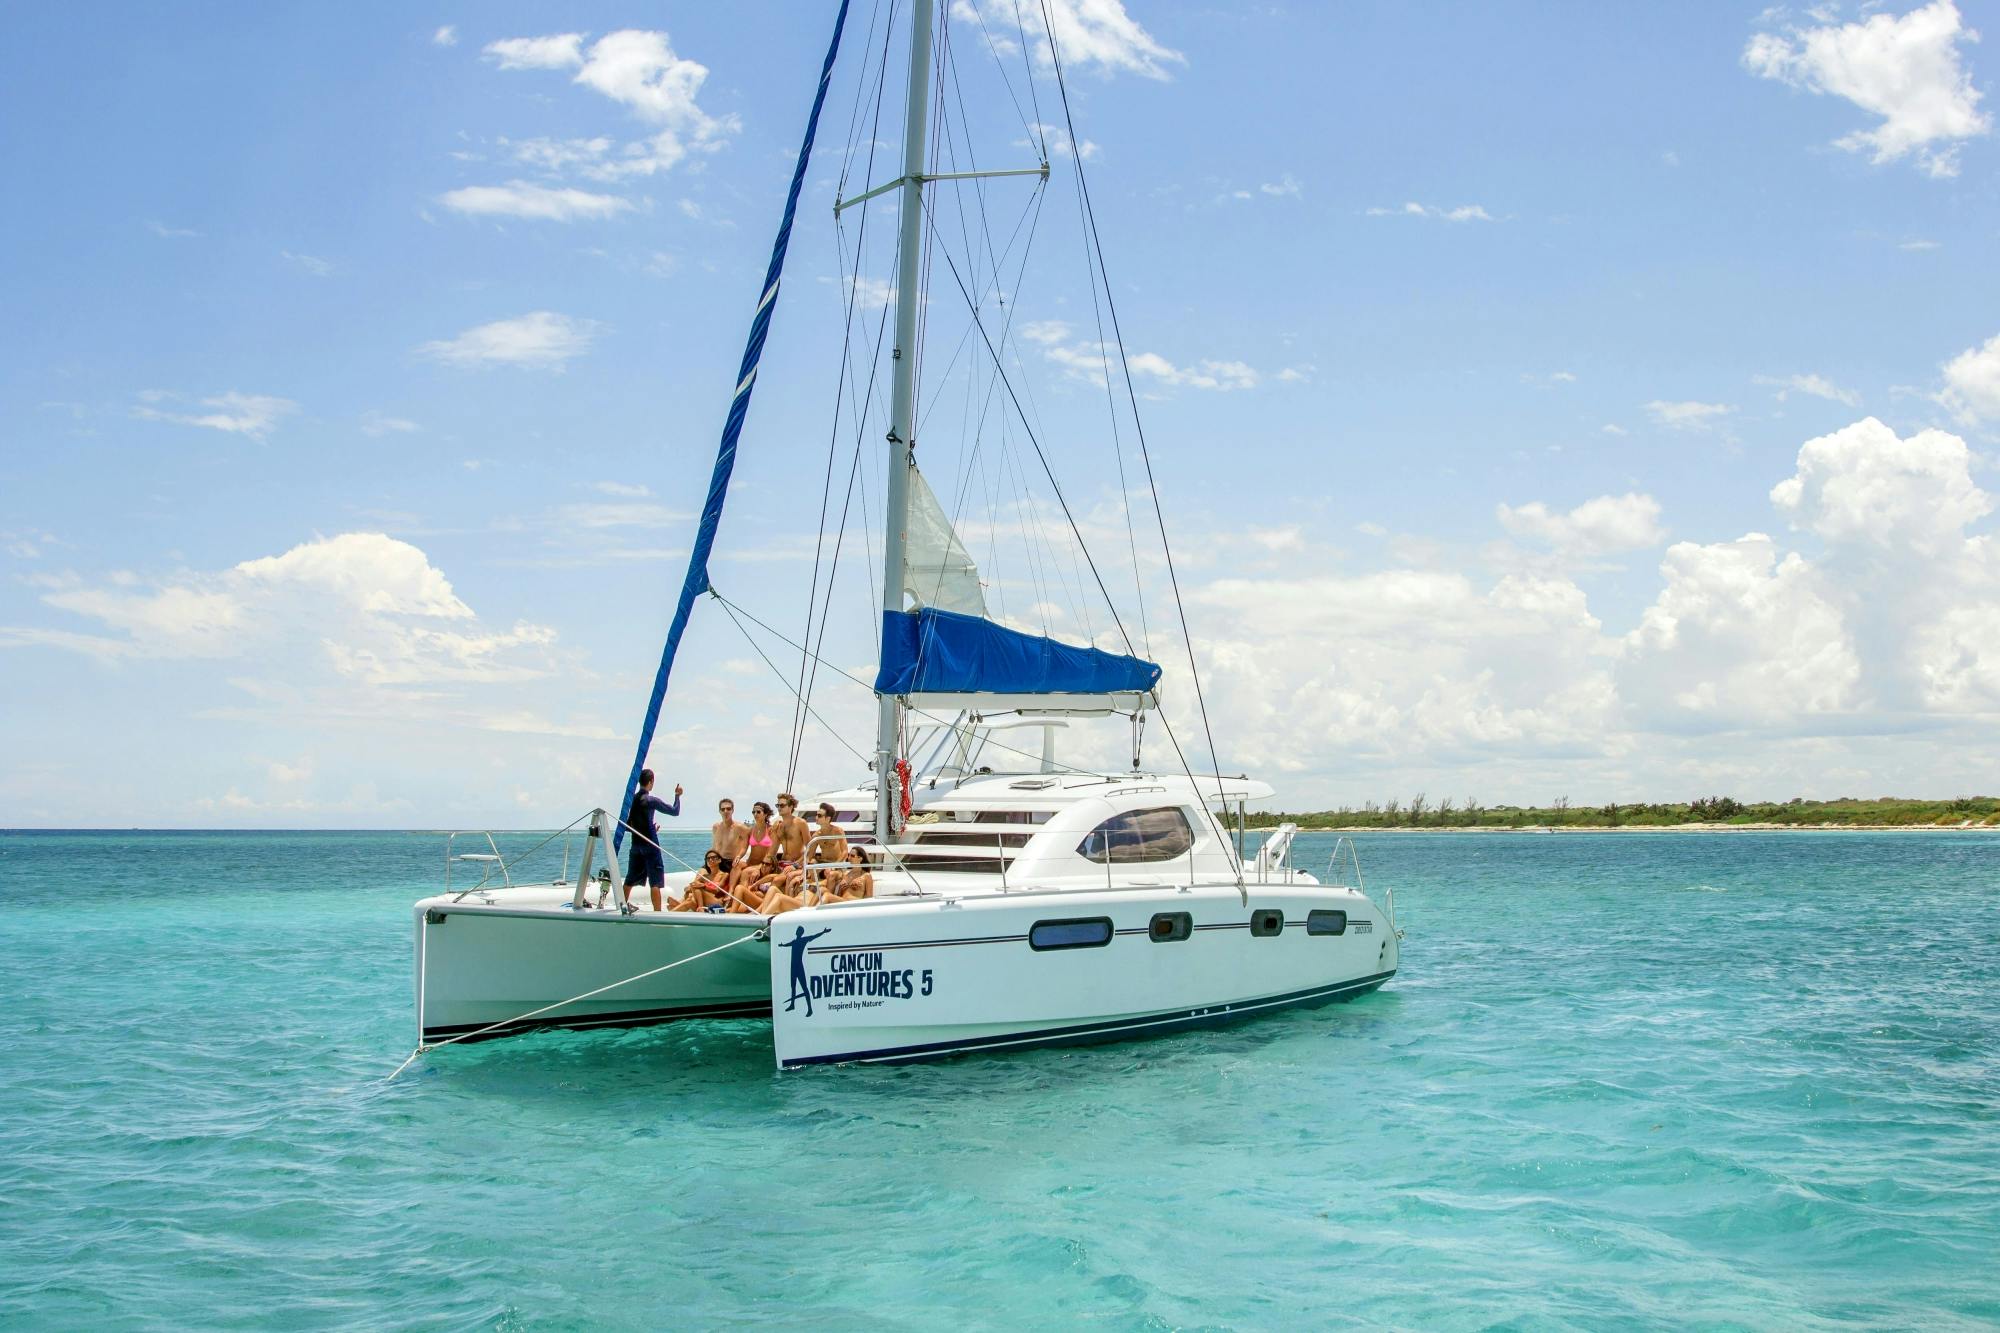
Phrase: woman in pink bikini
[{"left": 726, "top": 801, "right": 778, "bottom": 904}]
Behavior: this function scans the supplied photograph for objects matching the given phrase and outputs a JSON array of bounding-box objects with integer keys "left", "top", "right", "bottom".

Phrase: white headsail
[{"left": 903, "top": 465, "right": 986, "bottom": 616}]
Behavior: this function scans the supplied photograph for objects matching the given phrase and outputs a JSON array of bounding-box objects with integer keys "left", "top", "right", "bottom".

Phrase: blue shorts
[{"left": 624, "top": 847, "right": 664, "bottom": 889}]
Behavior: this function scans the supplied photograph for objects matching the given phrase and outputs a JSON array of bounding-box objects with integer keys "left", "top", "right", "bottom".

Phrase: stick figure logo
[{"left": 783, "top": 925, "right": 833, "bottom": 1016}]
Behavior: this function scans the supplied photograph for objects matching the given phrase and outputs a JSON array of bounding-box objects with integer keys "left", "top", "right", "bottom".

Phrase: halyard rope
[{"left": 386, "top": 927, "right": 767, "bottom": 1082}]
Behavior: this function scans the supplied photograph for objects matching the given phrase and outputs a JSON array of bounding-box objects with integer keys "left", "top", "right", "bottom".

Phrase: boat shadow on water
[{"left": 400, "top": 983, "right": 1408, "bottom": 1116}]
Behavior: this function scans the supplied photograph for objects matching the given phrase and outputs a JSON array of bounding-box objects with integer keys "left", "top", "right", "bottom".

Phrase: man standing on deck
[{"left": 624, "top": 769, "right": 683, "bottom": 912}]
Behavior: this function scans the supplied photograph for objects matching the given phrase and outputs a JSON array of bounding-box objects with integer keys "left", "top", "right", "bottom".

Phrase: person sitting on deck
[
  {"left": 809, "top": 802, "right": 849, "bottom": 892},
  {"left": 823, "top": 846, "right": 873, "bottom": 902},
  {"left": 670, "top": 850, "right": 730, "bottom": 912},
  {"left": 623, "top": 769, "right": 683, "bottom": 912}
]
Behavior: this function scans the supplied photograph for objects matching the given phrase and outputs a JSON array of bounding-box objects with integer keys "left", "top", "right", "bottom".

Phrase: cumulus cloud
[
  {"left": 1622, "top": 534, "right": 1858, "bottom": 719},
  {"left": 1769, "top": 416, "right": 1989, "bottom": 553},
  {"left": 418, "top": 311, "right": 598, "bottom": 369},
  {"left": 439, "top": 181, "right": 632, "bottom": 221},
  {"left": 10, "top": 534, "right": 561, "bottom": 687},
  {"left": 133, "top": 391, "right": 298, "bottom": 440},
  {"left": 1497, "top": 492, "right": 1667, "bottom": 555},
  {"left": 1743, "top": 0, "right": 1991, "bottom": 178},
  {"left": 1938, "top": 331, "right": 2000, "bottom": 425},
  {"left": 432, "top": 25, "right": 457, "bottom": 48},
  {"left": 955, "top": 0, "right": 1184, "bottom": 80}
]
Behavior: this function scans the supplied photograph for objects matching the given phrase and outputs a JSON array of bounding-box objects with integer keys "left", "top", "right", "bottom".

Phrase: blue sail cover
[
  {"left": 614, "top": 0, "right": 851, "bottom": 851},
  {"left": 875, "top": 608, "right": 1162, "bottom": 698}
]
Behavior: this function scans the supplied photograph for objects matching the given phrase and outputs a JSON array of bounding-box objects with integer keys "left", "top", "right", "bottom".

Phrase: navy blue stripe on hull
[
  {"left": 780, "top": 969, "right": 1397, "bottom": 1068},
  {"left": 423, "top": 997, "right": 772, "bottom": 1044}
]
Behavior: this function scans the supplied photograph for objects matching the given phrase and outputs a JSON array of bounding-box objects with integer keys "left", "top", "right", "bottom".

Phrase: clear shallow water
[{"left": 1, "top": 829, "right": 1997, "bottom": 1329}]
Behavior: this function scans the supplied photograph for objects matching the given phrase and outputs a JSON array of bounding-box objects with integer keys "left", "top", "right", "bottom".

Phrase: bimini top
[{"left": 875, "top": 607, "right": 1163, "bottom": 700}]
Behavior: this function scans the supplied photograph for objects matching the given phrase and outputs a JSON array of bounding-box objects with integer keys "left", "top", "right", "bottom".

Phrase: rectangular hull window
[
  {"left": 1149, "top": 912, "right": 1192, "bottom": 942},
  {"left": 1029, "top": 917, "right": 1115, "bottom": 951},
  {"left": 1307, "top": 910, "right": 1348, "bottom": 936},
  {"left": 1250, "top": 909, "right": 1284, "bottom": 937}
]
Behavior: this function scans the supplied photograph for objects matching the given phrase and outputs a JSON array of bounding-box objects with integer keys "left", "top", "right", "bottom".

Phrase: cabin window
[
  {"left": 1076, "top": 806, "right": 1195, "bottom": 864},
  {"left": 1029, "top": 917, "right": 1114, "bottom": 951},
  {"left": 1149, "top": 912, "right": 1192, "bottom": 942},
  {"left": 1250, "top": 909, "right": 1284, "bottom": 937},
  {"left": 1307, "top": 910, "right": 1348, "bottom": 936}
]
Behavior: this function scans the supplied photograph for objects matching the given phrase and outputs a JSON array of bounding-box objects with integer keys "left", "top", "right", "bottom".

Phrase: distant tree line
[{"left": 1242, "top": 795, "right": 2000, "bottom": 830}]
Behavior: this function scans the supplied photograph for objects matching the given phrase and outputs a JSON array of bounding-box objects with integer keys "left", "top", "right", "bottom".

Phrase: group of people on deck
[{"left": 621, "top": 770, "right": 872, "bottom": 916}]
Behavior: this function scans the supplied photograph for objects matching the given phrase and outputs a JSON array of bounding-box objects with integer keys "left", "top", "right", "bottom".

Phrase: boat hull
[
  {"left": 414, "top": 891, "right": 771, "bottom": 1044},
  {"left": 768, "top": 883, "right": 1396, "bottom": 1068}
]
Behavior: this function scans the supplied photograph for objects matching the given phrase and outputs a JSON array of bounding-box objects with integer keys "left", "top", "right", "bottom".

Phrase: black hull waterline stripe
[
  {"left": 422, "top": 998, "right": 773, "bottom": 1043},
  {"left": 780, "top": 969, "right": 1398, "bottom": 1068}
]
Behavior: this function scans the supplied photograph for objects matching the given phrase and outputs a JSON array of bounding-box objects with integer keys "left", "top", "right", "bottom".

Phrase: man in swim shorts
[{"left": 624, "top": 769, "right": 683, "bottom": 912}]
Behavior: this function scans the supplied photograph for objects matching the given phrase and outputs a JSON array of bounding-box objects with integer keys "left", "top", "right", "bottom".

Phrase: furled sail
[
  {"left": 875, "top": 607, "right": 1162, "bottom": 699},
  {"left": 612, "top": 0, "right": 852, "bottom": 851},
  {"left": 904, "top": 466, "right": 985, "bottom": 616}
]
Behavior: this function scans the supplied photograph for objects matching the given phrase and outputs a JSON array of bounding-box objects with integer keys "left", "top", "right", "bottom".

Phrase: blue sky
[{"left": 4, "top": 1, "right": 1998, "bottom": 827}]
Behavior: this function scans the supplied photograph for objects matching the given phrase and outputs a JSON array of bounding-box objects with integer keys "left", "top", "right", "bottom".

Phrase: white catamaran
[{"left": 410, "top": 0, "right": 1399, "bottom": 1069}]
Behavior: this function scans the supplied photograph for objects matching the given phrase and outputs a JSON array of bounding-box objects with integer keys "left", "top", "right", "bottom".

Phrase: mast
[{"left": 875, "top": 0, "right": 935, "bottom": 842}]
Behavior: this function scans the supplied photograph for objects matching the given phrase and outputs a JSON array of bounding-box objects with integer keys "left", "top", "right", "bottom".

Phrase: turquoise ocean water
[{"left": 1, "top": 828, "right": 1997, "bottom": 1328}]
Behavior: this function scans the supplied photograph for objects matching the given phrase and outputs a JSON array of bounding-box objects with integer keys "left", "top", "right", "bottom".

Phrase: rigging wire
[
  {"left": 1037, "top": 0, "right": 1230, "bottom": 806},
  {"left": 716, "top": 592, "right": 872, "bottom": 764}
]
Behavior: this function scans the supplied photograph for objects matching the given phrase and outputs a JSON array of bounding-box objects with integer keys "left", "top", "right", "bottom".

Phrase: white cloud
[
  {"left": 133, "top": 391, "right": 297, "bottom": 440},
  {"left": 1769, "top": 415, "right": 1990, "bottom": 553},
  {"left": 1497, "top": 492, "right": 1667, "bottom": 555},
  {"left": 439, "top": 180, "right": 632, "bottom": 221},
  {"left": 360, "top": 412, "right": 419, "bottom": 437},
  {"left": 572, "top": 29, "right": 732, "bottom": 137},
  {"left": 146, "top": 221, "right": 200, "bottom": 239},
  {"left": 281, "top": 249, "right": 331, "bottom": 277},
  {"left": 10, "top": 533, "right": 563, "bottom": 692},
  {"left": 483, "top": 33, "right": 586, "bottom": 70},
  {"left": 1259, "top": 174, "right": 1302, "bottom": 198},
  {"left": 1938, "top": 331, "right": 2000, "bottom": 425},
  {"left": 1367, "top": 202, "right": 1494, "bottom": 222},
  {"left": 432, "top": 25, "right": 457, "bottom": 48},
  {"left": 958, "top": 0, "right": 1183, "bottom": 80},
  {"left": 1743, "top": 0, "right": 1990, "bottom": 177},
  {"left": 1622, "top": 533, "right": 1859, "bottom": 719},
  {"left": 1015, "top": 123, "right": 1099, "bottom": 160},
  {"left": 1754, "top": 372, "right": 1861, "bottom": 405},
  {"left": 1900, "top": 238, "right": 1942, "bottom": 251},
  {"left": 418, "top": 311, "right": 598, "bottom": 369},
  {"left": 591, "top": 481, "right": 652, "bottom": 497},
  {"left": 1645, "top": 399, "right": 1734, "bottom": 430},
  {"left": 1024, "top": 321, "right": 1261, "bottom": 392}
]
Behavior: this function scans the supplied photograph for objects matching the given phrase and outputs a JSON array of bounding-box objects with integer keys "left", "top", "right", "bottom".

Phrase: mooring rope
[{"left": 386, "top": 927, "right": 768, "bottom": 1082}]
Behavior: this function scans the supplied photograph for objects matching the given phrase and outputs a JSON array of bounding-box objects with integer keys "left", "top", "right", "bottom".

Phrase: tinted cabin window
[
  {"left": 1076, "top": 807, "right": 1196, "bottom": 864},
  {"left": 1308, "top": 910, "right": 1348, "bottom": 936},
  {"left": 1030, "top": 917, "right": 1114, "bottom": 951},
  {"left": 1250, "top": 909, "right": 1284, "bottom": 937},
  {"left": 1149, "top": 912, "right": 1192, "bottom": 942}
]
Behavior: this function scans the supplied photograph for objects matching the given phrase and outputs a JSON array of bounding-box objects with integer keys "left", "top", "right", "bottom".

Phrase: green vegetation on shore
[{"left": 1244, "top": 795, "right": 2000, "bottom": 830}]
